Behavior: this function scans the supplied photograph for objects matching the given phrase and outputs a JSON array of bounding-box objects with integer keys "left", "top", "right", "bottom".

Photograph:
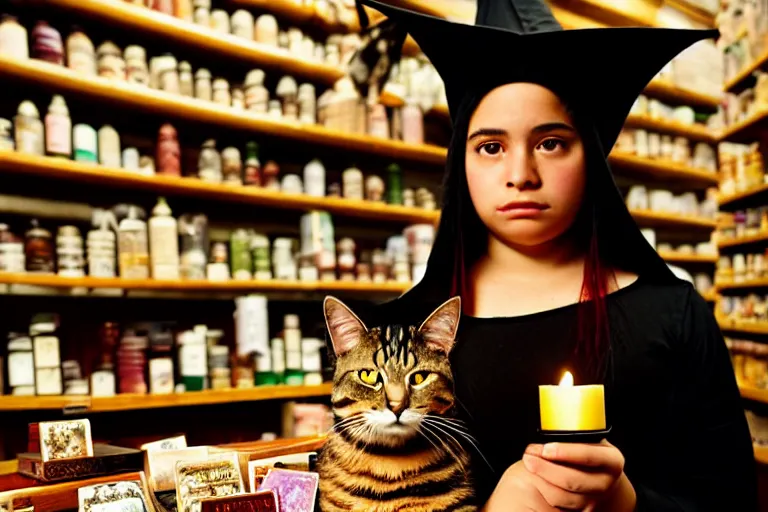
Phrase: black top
[{"left": 368, "top": 278, "right": 757, "bottom": 510}]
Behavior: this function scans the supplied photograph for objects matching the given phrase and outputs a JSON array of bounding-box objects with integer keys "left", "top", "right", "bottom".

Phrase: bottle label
[{"left": 45, "top": 115, "right": 72, "bottom": 155}]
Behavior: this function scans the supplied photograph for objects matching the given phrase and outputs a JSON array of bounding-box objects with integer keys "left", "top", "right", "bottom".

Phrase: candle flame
[{"left": 559, "top": 371, "right": 574, "bottom": 387}]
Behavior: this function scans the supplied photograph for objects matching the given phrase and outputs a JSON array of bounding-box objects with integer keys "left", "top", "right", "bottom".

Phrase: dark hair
[{"left": 442, "top": 88, "right": 612, "bottom": 376}]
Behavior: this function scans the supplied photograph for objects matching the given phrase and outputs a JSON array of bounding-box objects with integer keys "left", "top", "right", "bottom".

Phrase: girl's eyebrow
[
  {"left": 468, "top": 122, "right": 575, "bottom": 142},
  {"left": 467, "top": 128, "right": 507, "bottom": 141}
]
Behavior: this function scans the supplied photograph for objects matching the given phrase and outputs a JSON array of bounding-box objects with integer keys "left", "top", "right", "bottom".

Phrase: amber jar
[{"left": 24, "top": 219, "right": 54, "bottom": 274}]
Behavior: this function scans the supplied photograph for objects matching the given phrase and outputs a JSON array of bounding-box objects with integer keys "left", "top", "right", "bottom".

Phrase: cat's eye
[
  {"left": 410, "top": 371, "right": 431, "bottom": 386},
  {"left": 358, "top": 369, "right": 381, "bottom": 386}
]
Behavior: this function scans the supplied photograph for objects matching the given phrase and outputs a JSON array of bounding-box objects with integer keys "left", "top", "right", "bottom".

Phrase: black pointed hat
[{"left": 359, "top": 0, "right": 717, "bottom": 153}]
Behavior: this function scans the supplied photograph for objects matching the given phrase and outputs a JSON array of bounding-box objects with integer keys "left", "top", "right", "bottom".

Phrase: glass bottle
[
  {"left": 221, "top": 147, "right": 243, "bottom": 185},
  {"left": 45, "top": 95, "right": 72, "bottom": 158},
  {"left": 31, "top": 21, "right": 63, "bottom": 65},
  {"left": 198, "top": 139, "right": 222, "bottom": 182},
  {"left": 0, "top": 15, "right": 28, "bottom": 60},
  {"left": 73, "top": 124, "right": 98, "bottom": 163},
  {"left": 66, "top": 28, "right": 96, "bottom": 75},
  {"left": 25, "top": 220, "right": 54, "bottom": 274},
  {"left": 243, "top": 141, "right": 261, "bottom": 186},
  {"left": 14, "top": 101, "right": 44, "bottom": 156},
  {"left": 98, "top": 125, "right": 122, "bottom": 168},
  {"left": 157, "top": 123, "right": 181, "bottom": 176}
]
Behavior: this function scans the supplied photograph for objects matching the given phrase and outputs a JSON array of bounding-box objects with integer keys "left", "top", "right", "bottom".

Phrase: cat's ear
[
  {"left": 324, "top": 296, "right": 368, "bottom": 357},
  {"left": 418, "top": 296, "right": 461, "bottom": 355}
]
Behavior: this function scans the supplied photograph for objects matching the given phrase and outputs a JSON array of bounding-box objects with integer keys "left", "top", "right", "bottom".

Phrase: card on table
[
  {"left": 77, "top": 480, "right": 149, "bottom": 512},
  {"left": 38, "top": 419, "right": 93, "bottom": 462},
  {"left": 258, "top": 469, "right": 318, "bottom": 512},
  {"left": 175, "top": 453, "right": 244, "bottom": 512},
  {"left": 199, "top": 490, "right": 279, "bottom": 512}
]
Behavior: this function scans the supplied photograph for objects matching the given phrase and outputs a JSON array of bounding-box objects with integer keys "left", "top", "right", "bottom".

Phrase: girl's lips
[{"left": 497, "top": 201, "right": 550, "bottom": 213}]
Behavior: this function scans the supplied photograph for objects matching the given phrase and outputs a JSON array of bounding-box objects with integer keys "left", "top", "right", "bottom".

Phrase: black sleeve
[{"left": 634, "top": 286, "right": 758, "bottom": 511}]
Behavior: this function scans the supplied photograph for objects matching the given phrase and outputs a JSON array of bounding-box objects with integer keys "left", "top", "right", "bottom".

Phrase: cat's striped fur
[{"left": 318, "top": 297, "right": 476, "bottom": 512}]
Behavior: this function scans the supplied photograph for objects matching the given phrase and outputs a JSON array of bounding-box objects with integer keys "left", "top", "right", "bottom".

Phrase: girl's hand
[
  {"left": 522, "top": 440, "right": 636, "bottom": 512},
  {"left": 483, "top": 460, "right": 558, "bottom": 512}
]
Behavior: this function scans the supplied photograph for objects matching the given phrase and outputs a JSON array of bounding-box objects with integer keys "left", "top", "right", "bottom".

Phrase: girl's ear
[
  {"left": 324, "top": 296, "right": 369, "bottom": 356},
  {"left": 418, "top": 296, "right": 461, "bottom": 355}
]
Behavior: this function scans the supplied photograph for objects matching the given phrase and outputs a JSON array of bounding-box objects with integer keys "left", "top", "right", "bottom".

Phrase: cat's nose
[{"left": 388, "top": 399, "right": 406, "bottom": 416}]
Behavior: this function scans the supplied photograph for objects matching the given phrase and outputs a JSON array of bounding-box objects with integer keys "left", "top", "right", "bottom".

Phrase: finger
[
  {"left": 522, "top": 454, "right": 615, "bottom": 494},
  {"left": 520, "top": 458, "right": 596, "bottom": 511},
  {"left": 539, "top": 442, "right": 624, "bottom": 472}
]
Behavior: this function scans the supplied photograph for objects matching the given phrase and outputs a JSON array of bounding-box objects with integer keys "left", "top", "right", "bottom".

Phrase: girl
[{"left": 357, "top": 0, "right": 758, "bottom": 510}]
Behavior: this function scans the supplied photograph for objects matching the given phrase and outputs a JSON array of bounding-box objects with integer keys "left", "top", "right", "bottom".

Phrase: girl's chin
[{"left": 491, "top": 225, "right": 566, "bottom": 248}]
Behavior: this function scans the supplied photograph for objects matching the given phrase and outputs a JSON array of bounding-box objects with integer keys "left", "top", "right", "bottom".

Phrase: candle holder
[{"left": 537, "top": 426, "right": 612, "bottom": 444}]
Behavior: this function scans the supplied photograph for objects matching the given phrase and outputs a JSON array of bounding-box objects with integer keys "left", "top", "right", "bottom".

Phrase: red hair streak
[
  {"left": 451, "top": 218, "right": 612, "bottom": 374},
  {"left": 577, "top": 219, "right": 611, "bottom": 375}
]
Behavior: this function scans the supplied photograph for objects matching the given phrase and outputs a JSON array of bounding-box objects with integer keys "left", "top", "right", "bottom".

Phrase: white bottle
[
  {"left": 303, "top": 159, "right": 326, "bottom": 197},
  {"left": 149, "top": 197, "right": 180, "bottom": 280},
  {"left": 117, "top": 206, "right": 149, "bottom": 279}
]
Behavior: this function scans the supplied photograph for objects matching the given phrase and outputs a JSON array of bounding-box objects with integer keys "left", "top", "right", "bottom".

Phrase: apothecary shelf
[
  {"left": 718, "top": 233, "right": 768, "bottom": 249},
  {"left": 719, "top": 183, "right": 768, "bottom": 208},
  {"left": 0, "top": 383, "right": 333, "bottom": 412},
  {"left": 0, "top": 273, "right": 412, "bottom": 294},
  {"left": 0, "top": 57, "right": 448, "bottom": 165},
  {"left": 724, "top": 48, "right": 768, "bottom": 93},
  {"left": 628, "top": 209, "right": 718, "bottom": 229},
  {"left": 0, "top": 153, "right": 440, "bottom": 224},
  {"left": 29, "top": 0, "right": 345, "bottom": 85}
]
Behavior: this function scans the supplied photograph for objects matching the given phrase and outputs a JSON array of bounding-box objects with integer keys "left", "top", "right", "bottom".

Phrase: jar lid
[
  {"left": 48, "top": 95, "right": 69, "bottom": 116},
  {"left": 58, "top": 225, "right": 81, "bottom": 238},
  {"left": 245, "top": 69, "right": 266, "bottom": 86},
  {"left": 195, "top": 68, "right": 211, "bottom": 79},
  {"left": 0, "top": 118, "right": 10, "bottom": 134},
  {"left": 178, "top": 60, "right": 192, "bottom": 72},
  {"left": 284, "top": 314, "right": 299, "bottom": 329},
  {"left": 97, "top": 41, "right": 122, "bottom": 58},
  {"left": 273, "top": 237, "right": 294, "bottom": 249},
  {"left": 213, "top": 78, "right": 229, "bottom": 89},
  {"left": 17, "top": 101, "right": 40, "bottom": 118},
  {"left": 208, "top": 345, "right": 229, "bottom": 357},
  {"left": 124, "top": 45, "right": 147, "bottom": 61},
  {"left": 250, "top": 234, "right": 269, "bottom": 248},
  {"left": 26, "top": 220, "right": 51, "bottom": 239}
]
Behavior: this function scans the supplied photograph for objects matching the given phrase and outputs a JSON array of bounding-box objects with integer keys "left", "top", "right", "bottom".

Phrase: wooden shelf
[
  {"left": 756, "top": 444, "right": 768, "bottom": 465},
  {"left": 657, "top": 251, "right": 718, "bottom": 264},
  {"left": 719, "top": 108, "right": 768, "bottom": 143},
  {"left": 230, "top": 0, "right": 356, "bottom": 32},
  {"left": 740, "top": 384, "right": 768, "bottom": 404},
  {"left": 0, "top": 273, "right": 411, "bottom": 295},
  {"left": 724, "top": 48, "right": 768, "bottom": 93},
  {"left": 629, "top": 209, "right": 717, "bottom": 229},
  {"left": 624, "top": 114, "right": 716, "bottom": 143},
  {"left": 644, "top": 79, "right": 720, "bottom": 110},
  {"left": 717, "top": 317, "right": 768, "bottom": 335},
  {"left": 719, "top": 184, "right": 768, "bottom": 209},
  {"left": 718, "top": 233, "right": 768, "bottom": 249},
  {"left": 608, "top": 151, "right": 719, "bottom": 187},
  {"left": 0, "top": 57, "right": 447, "bottom": 166},
  {"left": 40, "top": 0, "right": 345, "bottom": 86},
  {"left": 0, "top": 152, "right": 440, "bottom": 224},
  {"left": 701, "top": 290, "right": 718, "bottom": 302},
  {"left": 664, "top": 0, "right": 716, "bottom": 28},
  {"left": 0, "top": 384, "right": 332, "bottom": 412},
  {"left": 717, "top": 279, "right": 768, "bottom": 291}
]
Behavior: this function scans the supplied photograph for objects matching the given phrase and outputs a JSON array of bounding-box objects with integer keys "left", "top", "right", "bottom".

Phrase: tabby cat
[{"left": 317, "top": 296, "right": 476, "bottom": 512}]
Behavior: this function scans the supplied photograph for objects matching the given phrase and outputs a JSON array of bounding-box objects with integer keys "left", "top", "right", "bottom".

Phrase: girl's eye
[
  {"left": 359, "top": 370, "right": 381, "bottom": 386},
  {"left": 538, "top": 139, "right": 565, "bottom": 152},
  {"left": 409, "top": 371, "right": 431, "bottom": 386},
  {"left": 478, "top": 142, "right": 503, "bottom": 156}
]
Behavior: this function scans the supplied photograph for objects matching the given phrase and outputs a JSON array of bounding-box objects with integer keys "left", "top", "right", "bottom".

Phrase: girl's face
[{"left": 465, "top": 83, "right": 586, "bottom": 248}]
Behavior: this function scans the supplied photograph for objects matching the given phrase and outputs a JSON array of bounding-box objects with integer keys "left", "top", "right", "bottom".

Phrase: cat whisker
[
  {"left": 419, "top": 422, "right": 468, "bottom": 476},
  {"left": 422, "top": 417, "right": 494, "bottom": 472}
]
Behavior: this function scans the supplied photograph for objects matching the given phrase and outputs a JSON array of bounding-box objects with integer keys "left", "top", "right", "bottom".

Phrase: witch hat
[{"left": 357, "top": 0, "right": 718, "bottom": 154}]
